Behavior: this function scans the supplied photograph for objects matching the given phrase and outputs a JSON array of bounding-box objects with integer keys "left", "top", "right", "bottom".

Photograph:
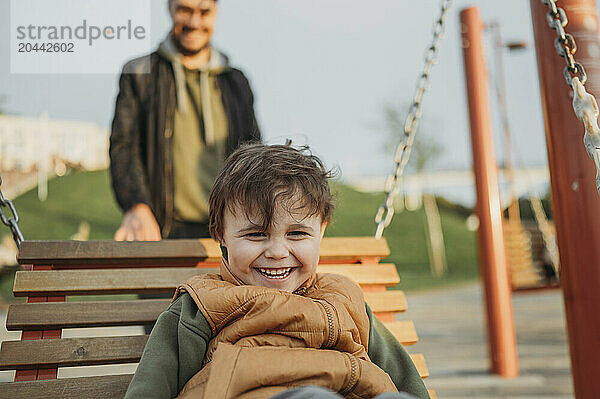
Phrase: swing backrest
[
  {"left": 0, "top": 238, "right": 433, "bottom": 398},
  {"left": 503, "top": 220, "right": 560, "bottom": 291}
]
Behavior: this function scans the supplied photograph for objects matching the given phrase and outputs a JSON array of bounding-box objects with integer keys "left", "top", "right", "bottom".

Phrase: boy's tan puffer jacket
[{"left": 172, "top": 263, "right": 397, "bottom": 399}]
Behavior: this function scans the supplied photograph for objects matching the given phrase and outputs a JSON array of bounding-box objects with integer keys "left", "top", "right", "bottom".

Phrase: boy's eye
[
  {"left": 288, "top": 231, "right": 309, "bottom": 238},
  {"left": 245, "top": 232, "right": 267, "bottom": 238}
]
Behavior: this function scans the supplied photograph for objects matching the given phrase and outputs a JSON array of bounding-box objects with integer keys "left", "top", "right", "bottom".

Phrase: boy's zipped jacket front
[
  {"left": 173, "top": 266, "right": 398, "bottom": 399},
  {"left": 124, "top": 265, "right": 430, "bottom": 399}
]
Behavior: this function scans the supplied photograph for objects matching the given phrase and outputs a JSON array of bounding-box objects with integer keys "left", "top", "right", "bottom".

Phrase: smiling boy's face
[{"left": 221, "top": 200, "right": 326, "bottom": 293}]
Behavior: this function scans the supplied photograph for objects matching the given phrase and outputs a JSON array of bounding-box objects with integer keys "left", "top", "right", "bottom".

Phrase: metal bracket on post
[{"left": 571, "top": 77, "right": 600, "bottom": 195}]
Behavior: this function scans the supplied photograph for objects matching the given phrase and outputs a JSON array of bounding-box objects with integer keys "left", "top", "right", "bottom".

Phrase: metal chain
[
  {"left": 541, "top": 0, "right": 587, "bottom": 86},
  {"left": 0, "top": 177, "right": 24, "bottom": 249},
  {"left": 541, "top": 0, "right": 600, "bottom": 196},
  {"left": 374, "top": 0, "right": 452, "bottom": 239}
]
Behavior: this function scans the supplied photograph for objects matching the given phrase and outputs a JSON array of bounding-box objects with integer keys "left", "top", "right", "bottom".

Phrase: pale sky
[{"left": 2, "top": 0, "right": 598, "bottom": 182}]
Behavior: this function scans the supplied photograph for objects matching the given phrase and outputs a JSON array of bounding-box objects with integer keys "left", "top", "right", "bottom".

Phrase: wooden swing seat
[
  {"left": 0, "top": 237, "right": 435, "bottom": 398},
  {"left": 503, "top": 220, "right": 560, "bottom": 292}
]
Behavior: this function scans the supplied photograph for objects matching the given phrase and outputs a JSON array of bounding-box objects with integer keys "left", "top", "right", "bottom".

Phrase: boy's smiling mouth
[{"left": 255, "top": 267, "right": 295, "bottom": 279}]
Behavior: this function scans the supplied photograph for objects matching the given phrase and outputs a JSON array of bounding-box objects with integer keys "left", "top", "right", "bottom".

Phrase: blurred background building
[{"left": 0, "top": 113, "right": 108, "bottom": 199}]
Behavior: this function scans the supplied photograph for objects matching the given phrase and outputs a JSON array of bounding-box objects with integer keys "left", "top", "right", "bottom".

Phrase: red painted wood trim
[{"left": 14, "top": 265, "right": 64, "bottom": 381}]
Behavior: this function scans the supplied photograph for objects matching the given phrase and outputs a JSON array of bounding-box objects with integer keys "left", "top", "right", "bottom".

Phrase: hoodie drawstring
[{"left": 200, "top": 71, "right": 215, "bottom": 145}]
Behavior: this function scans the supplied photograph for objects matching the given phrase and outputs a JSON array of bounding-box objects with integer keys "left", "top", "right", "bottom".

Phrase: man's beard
[{"left": 173, "top": 33, "right": 210, "bottom": 56}]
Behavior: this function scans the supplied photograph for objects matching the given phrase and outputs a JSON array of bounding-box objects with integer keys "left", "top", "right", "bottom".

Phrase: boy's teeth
[{"left": 257, "top": 267, "right": 293, "bottom": 279}]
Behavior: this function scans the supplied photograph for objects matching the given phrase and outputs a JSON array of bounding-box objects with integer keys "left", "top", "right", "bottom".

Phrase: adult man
[{"left": 110, "top": 0, "right": 261, "bottom": 240}]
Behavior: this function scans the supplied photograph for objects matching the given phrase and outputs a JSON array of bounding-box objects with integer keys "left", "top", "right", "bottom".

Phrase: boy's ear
[
  {"left": 320, "top": 222, "right": 327, "bottom": 239},
  {"left": 219, "top": 242, "right": 229, "bottom": 262}
]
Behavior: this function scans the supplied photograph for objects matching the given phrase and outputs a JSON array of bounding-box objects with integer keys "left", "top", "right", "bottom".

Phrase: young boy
[{"left": 125, "top": 144, "right": 429, "bottom": 399}]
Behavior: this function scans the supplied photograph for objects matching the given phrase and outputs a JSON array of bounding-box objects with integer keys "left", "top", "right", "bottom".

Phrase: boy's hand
[{"left": 114, "top": 203, "right": 162, "bottom": 241}]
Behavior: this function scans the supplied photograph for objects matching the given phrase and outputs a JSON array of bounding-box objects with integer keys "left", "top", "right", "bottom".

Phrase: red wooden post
[
  {"left": 530, "top": 1, "right": 600, "bottom": 397},
  {"left": 460, "top": 6, "right": 519, "bottom": 378}
]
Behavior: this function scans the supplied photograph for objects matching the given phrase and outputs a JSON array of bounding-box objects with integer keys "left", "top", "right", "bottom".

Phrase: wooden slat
[
  {"left": 17, "top": 239, "right": 221, "bottom": 266},
  {"left": 0, "top": 374, "right": 429, "bottom": 399},
  {"left": 0, "top": 335, "right": 148, "bottom": 369},
  {"left": 319, "top": 264, "right": 399, "bottom": 286},
  {"left": 319, "top": 237, "right": 390, "bottom": 260},
  {"left": 363, "top": 290, "right": 407, "bottom": 313},
  {"left": 7, "top": 291, "right": 405, "bottom": 331},
  {"left": 6, "top": 299, "right": 170, "bottom": 331},
  {"left": 409, "top": 353, "right": 429, "bottom": 379},
  {"left": 16, "top": 237, "right": 389, "bottom": 267},
  {"left": 0, "top": 338, "right": 429, "bottom": 381},
  {"left": 13, "top": 264, "right": 398, "bottom": 297},
  {"left": 384, "top": 321, "right": 418, "bottom": 345},
  {"left": 0, "top": 374, "right": 132, "bottom": 399},
  {"left": 12, "top": 268, "right": 217, "bottom": 297}
]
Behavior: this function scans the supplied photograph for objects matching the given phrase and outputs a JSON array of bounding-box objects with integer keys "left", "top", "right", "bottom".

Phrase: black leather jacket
[{"left": 109, "top": 52, "right": 261, "bottom": 236}]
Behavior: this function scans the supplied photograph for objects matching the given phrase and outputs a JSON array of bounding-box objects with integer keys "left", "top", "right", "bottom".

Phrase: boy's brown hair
[{"left": 209, "top": 143, "right": 334, "bottom": 241}]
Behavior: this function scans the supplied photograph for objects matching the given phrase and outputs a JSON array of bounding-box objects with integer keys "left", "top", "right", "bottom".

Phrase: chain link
[
  {"left": 374, "top": 0, "right": 452, "bottom": 239},
  {"left": 541, "top": 0, "right": 600, "bottom": 197},
  {"left": 0, "top": 177, "right": 24, "bottom": 249},
  {"left": 542, "top": 0, "right": 587, "bottom": 86}
]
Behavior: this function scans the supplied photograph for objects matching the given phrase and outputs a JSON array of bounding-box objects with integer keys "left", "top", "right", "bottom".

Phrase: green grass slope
[
  {"left": 10, "top": 170, "right": 122, "bottom": 240},
  {"left": 1, "top": 170, "right": 122, "bottom": 302},
  {"left": 327, "top": 183, "right": 480, "bottom": 291}
]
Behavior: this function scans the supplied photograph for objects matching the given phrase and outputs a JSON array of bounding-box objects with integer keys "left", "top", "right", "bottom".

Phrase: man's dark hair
[{"left": 209, "top": 143, "right": 335, "bottom": 241}]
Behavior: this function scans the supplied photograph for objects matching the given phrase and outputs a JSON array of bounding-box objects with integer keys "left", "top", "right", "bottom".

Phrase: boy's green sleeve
[
  {"left": 366, "top": 304, "right": 430, "bottom": 399},
  {"left": 125, "top": 294, "right": 212, "bottom": 399}
]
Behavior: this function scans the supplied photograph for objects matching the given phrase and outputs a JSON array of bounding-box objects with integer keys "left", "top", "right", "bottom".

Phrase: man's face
[
  {"left": 221, "top": 199, "right": 326, "bottom": 293},
  {"left": 169, "top": 0, "right": 217, "bottom": 55}
]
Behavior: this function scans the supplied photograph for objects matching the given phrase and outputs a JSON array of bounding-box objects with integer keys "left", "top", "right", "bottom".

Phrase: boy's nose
[{"left": 264, "top": 239, "right": 289, "bottom": 259}]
